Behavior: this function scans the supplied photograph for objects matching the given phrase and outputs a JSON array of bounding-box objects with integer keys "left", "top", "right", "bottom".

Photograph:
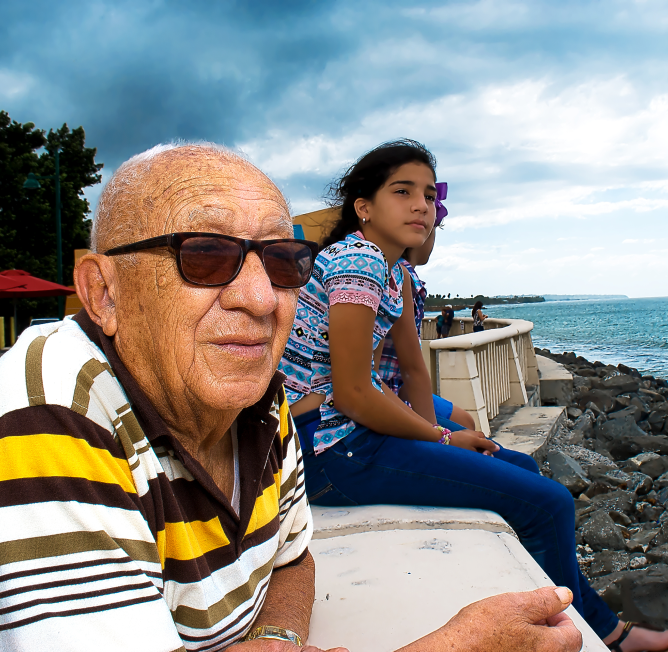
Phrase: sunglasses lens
[
  {"left": 263, "top": 242, "right": 315, "bottom": 288},
  {"left": 179, "top": 237, "right": 243, "bottom": 285}
]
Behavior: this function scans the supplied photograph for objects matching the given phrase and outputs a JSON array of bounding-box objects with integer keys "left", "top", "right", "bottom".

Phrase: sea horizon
[{"left": 426, "top": 296, "right": 668, "bottom": 380}]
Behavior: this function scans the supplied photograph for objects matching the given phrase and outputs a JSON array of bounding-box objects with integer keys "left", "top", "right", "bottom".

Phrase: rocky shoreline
[{"left": 536, "top": 347, "right": 668, "bottom": 628}]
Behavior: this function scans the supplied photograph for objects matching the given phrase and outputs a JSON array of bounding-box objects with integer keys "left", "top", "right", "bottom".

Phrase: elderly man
[{"left": 0, "top": 144, "right": 581, "bottom": 652}]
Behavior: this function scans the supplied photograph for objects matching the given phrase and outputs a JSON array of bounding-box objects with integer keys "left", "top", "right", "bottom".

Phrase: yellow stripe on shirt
[
  {"left": 245, "top": 481, "right": 279, "bottom": 538},
  {"left": 156, "top": 517, "right": 231, "bottom": 566},
  {"left": 0, "top": 433, "right": 136, "bottom": 493}
]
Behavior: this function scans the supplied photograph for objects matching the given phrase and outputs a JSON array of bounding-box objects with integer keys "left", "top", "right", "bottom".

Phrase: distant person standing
[
  {"left": 436, "top": 307, "right": 447, "bottom": 338},
  {"left": 443, "top": 304, "right": 454, "bottom": 337},
  {"left": 472, "top": 300, "right": 487, "bottom": 332}
]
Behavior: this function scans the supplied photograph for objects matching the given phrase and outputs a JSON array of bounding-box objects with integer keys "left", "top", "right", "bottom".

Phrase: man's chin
[{"left": 195, "top": 374, "right": 274, "bottom": 411}]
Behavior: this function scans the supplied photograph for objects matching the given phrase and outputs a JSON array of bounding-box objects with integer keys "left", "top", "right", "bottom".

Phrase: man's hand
[
  {"left": 450, "top": 429, "right": 500, "bottom": 455},
  {"left": 398, "top": 587, "right": 583, "bottom": 652}
]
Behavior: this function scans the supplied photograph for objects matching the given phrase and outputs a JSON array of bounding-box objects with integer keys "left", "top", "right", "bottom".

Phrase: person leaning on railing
[{"left": 278, "top": 139, "right": 668, "bottom": 652}]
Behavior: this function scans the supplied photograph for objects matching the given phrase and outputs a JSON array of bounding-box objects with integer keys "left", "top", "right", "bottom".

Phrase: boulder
[
  {"left": 646, "top": 543, "right": 668, "bottom": 564},
  {"left": 591, "top": 489, "right": 636, "bottom": 515},
  {"left": 567, "top": 406, "right": 583, "bottom": 420},
  {"left": 588, "top": 550, "right": 630, "bottom": 578},
  {"left": 608, "top": 405, "right": 642, "bottom": 422},
  {"left": 608, "top": 434, "right": 668, "bottom": 462},
  {"left": 547, "top": 451, "right": 591, "bottom": 495},
  {"left": 638, "top": 504, "right": 664, "bottom": 522},
  {"left": 577, "top": 389, "right": 616, "bottom": 413},
  {"left": 572, "top": 411, "right": 596, "bottom": 440},
  {"left": 591, "top": 570, "right": 638, "bottom": 612},
  {"left": 626, "top": 472, "right": 653, "bottom": 495},
  {"left": 655, "top": 471, "right": 668, "bottom": 490},
  {"left": 624, "top": 452, "right": 668, "bottom": 479},
  {"left": 602, "top": 374, "right": 641, "bottom": 395},
  {"left": 648, "top": 410, "right": 667, "bottom": 433},
  {"left": 627, "top": 528, "right": 659, "bottom": 551},
  {"left": 581, "top": 510, "right": 626, "bottom": 551},
  {"left": 621, "top": 564, "right": 668, "bottom": 629},
  {"left": 631, "top": 396, "right": 651, "bottom": 417}
]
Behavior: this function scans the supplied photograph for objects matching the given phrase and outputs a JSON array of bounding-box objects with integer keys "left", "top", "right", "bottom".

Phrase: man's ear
[{"left": 74, "top": 254, "right": 119, "bottom": 337}]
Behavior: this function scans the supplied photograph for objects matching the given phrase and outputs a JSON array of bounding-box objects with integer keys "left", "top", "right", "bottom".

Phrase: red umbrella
[{"left": 0, "top": 270, "right": 76, "bottom": 298}]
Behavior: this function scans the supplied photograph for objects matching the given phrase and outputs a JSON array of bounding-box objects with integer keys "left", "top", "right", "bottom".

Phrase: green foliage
[{"left": 0, "top": 111, "right": 103, "bottom": 319}]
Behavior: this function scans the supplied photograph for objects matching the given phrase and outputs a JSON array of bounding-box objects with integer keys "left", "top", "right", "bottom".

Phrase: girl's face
[{"left": 355, "top": 162, "right": 437, "bottom": 260}]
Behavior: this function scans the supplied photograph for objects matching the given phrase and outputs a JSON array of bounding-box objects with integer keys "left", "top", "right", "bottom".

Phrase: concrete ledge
[
  {"left": 537, "top": 354, "right": 573, "bottom": 405},
  {"left": 312, "top": 504, "right": 517, "bottom": 539},
  {"left": 490, "top": 405, "right": 566, "bottom": 462},
  {"left": 308, "top": 504, "right": 607, "bottom": 651}
]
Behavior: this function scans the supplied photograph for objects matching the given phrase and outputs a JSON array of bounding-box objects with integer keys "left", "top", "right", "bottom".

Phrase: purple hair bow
[{"left": 435, "top": 182, "right": 448, "bottom": 226}]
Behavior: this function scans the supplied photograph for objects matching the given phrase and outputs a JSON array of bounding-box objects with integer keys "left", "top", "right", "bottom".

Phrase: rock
[
  {"left": 608, "top": 405, "right": 642, "bottom": 422},
  {"left": 591, "top": 570, "right": 637, "bottom": 612},
  {"left": 575, "top": 504, "right": 596, "bottom": 528},
  {"left": 567, "top": 406, "right": 583, "bottom": 420},
  {"left": 629, "top": 555, "right": 649, "bottom": 569},
  {"left": 609, "top": 510, "right": 632, "bottom": 526},
  {"left": 573, "top": 376, "right": 593, "bottom": 391},
  {"left": 655, "top": 471, "right": 668, "bottom": 490},
  {"left": 627, "top": 528, "right": 659, "bottom": 551},
  {"left": 621, "top": 564, "right": 668, "bottom": 629},
  {"left": 547, "top": 451, "right": 591, "bottom": 495},
  {"left": 577, "top": 389, "right": 616, "bottom": 413},
  {"left": 638, "top": 504, "right": 664, "bottom": 522},
  {"left": 572, "top": 411, "right": 596, "bottom": 440},
  {"left": 602, "top": 374, "right": 641, "bottom": 395},
  {"left": 584, "top": 481, "right": 615, "bottom": 498},
  {"left": 648, "top": 410, "right": 667, "bottom": 433},
  {"left": 631, "top": 396, "right": 651, "bottom": 417},
  {"left": 657, "top": 487, "right": 668, "bottom": 507},
  {"left": 581, "top": 510, "right": 627, "bottom": 551},
  {"left": 624, "top": 452, "right": 668, "bottom": 479},
  {"left": 646, "top": 543, "right": 668, "bottom": 564},
  {"left": 577, "top": 368, "right": 598, "bottom": 377},
  {"left": 626, "top": 471, "right": 653, "bottom": 495},
  {"left": 589, "top": 550, "right": 630, "bottom": 577},
  {"left": 591, "top": 489, "right": 636, "bottom": 514},
  {"left": 563, "top": 351, "right": 577, "bottom": 364}
]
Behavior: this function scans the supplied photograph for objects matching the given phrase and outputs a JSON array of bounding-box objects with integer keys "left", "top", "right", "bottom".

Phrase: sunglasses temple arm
[{"left": 104, "top": 235, "right": 173, "bottom": 256}]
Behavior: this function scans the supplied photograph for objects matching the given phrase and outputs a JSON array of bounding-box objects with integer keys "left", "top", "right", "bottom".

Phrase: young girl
[{"left": 279, "top": 140, "right": 668, "bottom": 652}]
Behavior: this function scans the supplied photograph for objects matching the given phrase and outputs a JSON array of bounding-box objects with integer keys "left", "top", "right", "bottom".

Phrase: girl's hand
[{"left": 449, "top": 430, "right": 500, "bottom": 454}]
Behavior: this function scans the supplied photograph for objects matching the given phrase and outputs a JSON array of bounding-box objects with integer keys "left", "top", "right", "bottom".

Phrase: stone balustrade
[{"left": 421, "top": 316, "right": 539, "bottom": 435}]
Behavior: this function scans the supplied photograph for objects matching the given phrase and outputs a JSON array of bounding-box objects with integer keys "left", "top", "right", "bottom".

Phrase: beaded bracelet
[{"left": 433, "top": 424, "right": 452, "bottom": 445}]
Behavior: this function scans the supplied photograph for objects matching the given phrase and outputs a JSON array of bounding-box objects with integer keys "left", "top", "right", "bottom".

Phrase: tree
[{"left": 0, "top": 111, "right": 103, "bottom": 320}]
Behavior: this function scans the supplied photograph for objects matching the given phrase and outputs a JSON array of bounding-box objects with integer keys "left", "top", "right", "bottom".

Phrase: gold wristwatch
[{"left": 244, "top": 625, "right": 303, "bottom": 647}]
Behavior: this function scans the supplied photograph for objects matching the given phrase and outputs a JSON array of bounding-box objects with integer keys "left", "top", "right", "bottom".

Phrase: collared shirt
[
  {"left": 379, "top": 260, "right": 427, "bottom": 394},
  {"left": 279, "top": 231, "right": 404, "bottom": 454},
  {"left": 0, "top": 311, "right": 312, "bottom": 652}
]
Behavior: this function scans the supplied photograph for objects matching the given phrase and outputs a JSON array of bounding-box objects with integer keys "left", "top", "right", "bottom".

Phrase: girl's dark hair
[
  {"left": 472, "top": 300, "right": 484, "bottom": 317},
  {"left": 320, "top": 139, "right": 437, "bottom": 250}
]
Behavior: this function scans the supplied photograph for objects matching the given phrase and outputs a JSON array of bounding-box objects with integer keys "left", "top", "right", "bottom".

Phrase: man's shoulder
[{"left": 0, "top": 319, "right": 124, "bottom": 435}]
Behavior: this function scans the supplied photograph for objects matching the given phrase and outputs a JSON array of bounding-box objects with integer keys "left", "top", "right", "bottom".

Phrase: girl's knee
[{"left": 452, "top": 406, "right": 476, "bottom": 430}]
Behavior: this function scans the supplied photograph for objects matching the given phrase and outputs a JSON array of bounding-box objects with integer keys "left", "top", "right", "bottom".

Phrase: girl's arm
[
  {"left": 389, "top": 278, "right": 436, "bottom": 423},
  {"left": 328, "top": 302, "right": 498, "bottom": 453}
]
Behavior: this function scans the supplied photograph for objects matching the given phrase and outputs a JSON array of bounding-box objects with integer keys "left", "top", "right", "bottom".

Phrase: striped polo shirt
[{"left": 0, "top": 311, "right": 312, "bottom": 652}]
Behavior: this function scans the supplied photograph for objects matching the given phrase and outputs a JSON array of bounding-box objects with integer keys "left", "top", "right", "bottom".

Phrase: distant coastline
[
  {"left": 425, "top": 294, "right": 630, "bottom": 311},
  {"left": 543, "top": 294, "right": 629, "bottom": 301}
]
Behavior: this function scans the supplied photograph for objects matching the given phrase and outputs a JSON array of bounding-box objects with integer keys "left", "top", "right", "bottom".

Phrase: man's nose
[{"left": 220, "top": 252, "right": 278, "bottom": 316}]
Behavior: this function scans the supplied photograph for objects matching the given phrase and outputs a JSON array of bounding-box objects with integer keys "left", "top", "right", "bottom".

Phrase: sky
[{"left": 1, "top": 0, "right": 667, "bottom": 298}]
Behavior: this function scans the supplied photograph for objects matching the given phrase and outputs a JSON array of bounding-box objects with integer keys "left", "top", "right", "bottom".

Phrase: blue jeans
[{"left": 295, "top": 410, "right": 618, "bottom": 640}]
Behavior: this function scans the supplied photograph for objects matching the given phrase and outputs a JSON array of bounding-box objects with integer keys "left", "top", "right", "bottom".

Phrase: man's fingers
[
  {"left": 538, "top": 617, "right": 583, "bottom": 652},
  {"left": 546, "top": 610, "right": 575, "bottom": 628},
  {"left": 518, "top": 586, "right": 574, "bottom": 623}
]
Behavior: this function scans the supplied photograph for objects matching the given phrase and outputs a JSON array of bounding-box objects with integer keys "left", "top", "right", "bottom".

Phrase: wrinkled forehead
[{"left": 143, "top": 150, "right": 292, "bottom": 239}]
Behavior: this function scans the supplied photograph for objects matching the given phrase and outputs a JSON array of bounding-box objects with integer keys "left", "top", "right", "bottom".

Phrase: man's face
[{"left": 112, "top": 151, "right": 298, "bottom": 413}]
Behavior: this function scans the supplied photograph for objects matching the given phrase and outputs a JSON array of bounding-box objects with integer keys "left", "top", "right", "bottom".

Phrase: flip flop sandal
[{"left": 606, "top": 621, "right": 665, "bottom": 652}]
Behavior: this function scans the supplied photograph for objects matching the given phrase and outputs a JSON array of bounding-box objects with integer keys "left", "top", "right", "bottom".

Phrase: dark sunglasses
[{"left": 103, "top": 232, "right": 319, "bottom": 289}]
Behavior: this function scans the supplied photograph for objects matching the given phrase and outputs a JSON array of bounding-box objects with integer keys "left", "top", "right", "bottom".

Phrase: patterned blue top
[
  {"left": 379, "top": 260, "right": 427, "bottom": 394},
  {"left": 279, "top": 231, "right": 404, "bottom": 453}
]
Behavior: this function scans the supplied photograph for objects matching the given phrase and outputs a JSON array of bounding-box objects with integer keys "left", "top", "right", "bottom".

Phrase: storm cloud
[{"left": 2, "top": 0, "right": 667, "bottom": 296}]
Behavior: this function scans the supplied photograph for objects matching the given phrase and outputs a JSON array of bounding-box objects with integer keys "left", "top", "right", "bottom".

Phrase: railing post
[
  {"left": 523, "top": 333, "right": 539, "bottom": 386},
  {"left": 437, "top": 349, "right": 490, "bottom": 436},
  {"left": 505, "top": 338, "right": 528, "bottom": 406}
]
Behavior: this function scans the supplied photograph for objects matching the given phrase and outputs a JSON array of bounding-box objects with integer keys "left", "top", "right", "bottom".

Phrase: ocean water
[{"left": 430, "top": 297, "right": 668, "bottom": 380}]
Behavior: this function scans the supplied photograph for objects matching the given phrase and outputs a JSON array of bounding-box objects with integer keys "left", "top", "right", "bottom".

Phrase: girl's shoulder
[{"left": 320, "top": 231, "right": 389, "bottom": 279}]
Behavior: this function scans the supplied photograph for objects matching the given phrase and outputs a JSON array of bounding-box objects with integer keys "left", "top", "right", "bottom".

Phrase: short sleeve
[
  {"left": 274, "top": 405, "right": 313, "bottom": 568},
  {"left": 324, "top": 243, "right": 388, "bottom": 313}
]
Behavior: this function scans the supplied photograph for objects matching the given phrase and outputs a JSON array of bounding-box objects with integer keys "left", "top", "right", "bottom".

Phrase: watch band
[{"left": 244, "top": 625, "right": 303, "bottom": 647}]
